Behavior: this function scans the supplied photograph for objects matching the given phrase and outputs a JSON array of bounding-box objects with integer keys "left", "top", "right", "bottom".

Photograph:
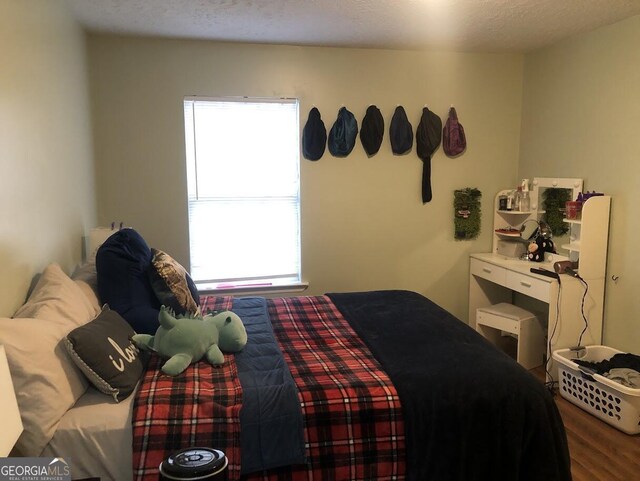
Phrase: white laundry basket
[{"left": 553, "top": 345, "right": 640, "bottom": 435}]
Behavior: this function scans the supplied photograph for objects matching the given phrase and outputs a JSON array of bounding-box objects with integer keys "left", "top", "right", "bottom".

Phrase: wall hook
[{"left": 611, "top": 274, "right": 619, "bottom": 282}]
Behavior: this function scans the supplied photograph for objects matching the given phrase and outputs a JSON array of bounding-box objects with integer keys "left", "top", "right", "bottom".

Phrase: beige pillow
[
  {"left": 14, "top": 263, "right": 97, "bottom": 325},
  {"left": 0, "top": 316, "right": 90, "bottom": 456},
  {"left": 74, "top": 280, "right": 102, "bottom": 318},
  {"left": 5, "top": 263, "right": 97, "bottom": 455}
]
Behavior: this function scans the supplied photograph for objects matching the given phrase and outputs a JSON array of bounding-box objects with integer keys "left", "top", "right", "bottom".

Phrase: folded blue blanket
[{"left": 232, "top": 297, "right": 305, "bottom": 474}]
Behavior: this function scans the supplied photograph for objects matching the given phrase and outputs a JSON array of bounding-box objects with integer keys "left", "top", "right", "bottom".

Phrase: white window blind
[{"left": 184, "top": 97, "right": 301, "bottom": 288}]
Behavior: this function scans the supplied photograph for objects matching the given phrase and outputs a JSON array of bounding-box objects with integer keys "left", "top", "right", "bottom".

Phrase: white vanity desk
[
  {"left": 470, "top": 253, "right": 556, "bottom": 305},
  {"left": 468, "top": 179, "right": 611, "bottom": 378},
  {"left": 468, "top": 252, "right": 602, "bottom": 378}
]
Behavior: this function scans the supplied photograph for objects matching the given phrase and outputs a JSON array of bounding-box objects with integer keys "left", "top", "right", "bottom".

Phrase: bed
[
  {"left": 1, "top": 259, "right": 571, "bottom": 481},
  {"left": 128, "top": 292, "right": 571, "bottom": 481}
]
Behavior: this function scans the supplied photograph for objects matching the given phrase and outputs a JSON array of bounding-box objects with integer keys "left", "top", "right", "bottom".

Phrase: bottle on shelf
[
  {"left": 506, "top": 190, "right": 514, "bottom": 211},
  {"left": 515, "top": 185, "right": 523, "bottom": 211},
  {"left": 520, "top": 179, "right": 530, "bottom": 212},
  {"left": 499, "top": 194, "right": 508, "bottom": 211}
]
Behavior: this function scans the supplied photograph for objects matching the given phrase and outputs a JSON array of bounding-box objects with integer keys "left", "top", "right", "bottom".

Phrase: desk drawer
[
  {"left": 506, "top": 270, "right": 550, "bottom": 302},
  {"left": 470, "top": 258, "right": 506, "bottom": 285}
]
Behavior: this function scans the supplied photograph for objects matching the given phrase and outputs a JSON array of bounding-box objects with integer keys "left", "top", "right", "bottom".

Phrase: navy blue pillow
[{"left": 96, "top": 228, "right": 160, "bottom": 334}]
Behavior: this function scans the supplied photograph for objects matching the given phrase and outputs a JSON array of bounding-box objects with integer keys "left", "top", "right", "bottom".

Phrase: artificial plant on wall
[
  {"left": 453, "top": 188, "right": 482, "bottom": 240},
  {"left": 542, "top": 188, "right": 571, "bottom": 237}
]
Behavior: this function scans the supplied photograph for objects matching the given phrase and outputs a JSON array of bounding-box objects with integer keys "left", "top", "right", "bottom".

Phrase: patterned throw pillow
[
  {"left": 148, "top": 248, "right": 200, "bottom": 315},
  {"left": 65, "top": 307, "right": 144, "bottom": 402}
]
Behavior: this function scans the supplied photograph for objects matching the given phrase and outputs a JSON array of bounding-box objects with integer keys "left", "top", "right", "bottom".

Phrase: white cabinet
[{"left": 560, "top": 195, "right": 611, "bottom": 280}]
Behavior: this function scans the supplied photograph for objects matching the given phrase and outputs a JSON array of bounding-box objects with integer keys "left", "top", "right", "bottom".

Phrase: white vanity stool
[{"left": 476, "top": 303, "right": 545, "bottom": 370}]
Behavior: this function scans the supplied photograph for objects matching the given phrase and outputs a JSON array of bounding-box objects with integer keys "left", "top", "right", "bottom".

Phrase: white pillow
[{"left": 4, "top": 263, "right": 97, "bottom": 455}]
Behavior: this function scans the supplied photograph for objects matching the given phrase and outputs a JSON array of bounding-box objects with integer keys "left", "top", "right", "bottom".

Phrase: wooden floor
[{"left": 531, "top": 367, "right": 640, "bottom": 481}]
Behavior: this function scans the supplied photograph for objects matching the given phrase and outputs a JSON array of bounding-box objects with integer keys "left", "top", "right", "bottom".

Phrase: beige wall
[
  {"left": 0, "top": 0, "right": 634, "bottom": 346},
  {"left": 87, "top": 35, "right": 523, "bottom": 321},
  {"left": 0, "top": 0, "right": 96, "bottom": 315},
  {"left": 519, "top": 15, "right": 640, "bottom": 351}
]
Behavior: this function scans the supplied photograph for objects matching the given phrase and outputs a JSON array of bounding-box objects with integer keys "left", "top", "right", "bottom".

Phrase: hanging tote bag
[{"left": 443, "top": 107, "right": 466, "bottom": 157}]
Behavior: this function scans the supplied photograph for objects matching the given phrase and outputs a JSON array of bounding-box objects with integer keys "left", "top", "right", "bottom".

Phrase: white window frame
[{"left": 183, "top": 96, "right": 306, "bottom": 293}]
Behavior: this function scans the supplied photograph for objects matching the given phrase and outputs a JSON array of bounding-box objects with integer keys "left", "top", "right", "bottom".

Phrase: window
[{"left": 183, "top": 97, "right": 301, "bottom": 290}]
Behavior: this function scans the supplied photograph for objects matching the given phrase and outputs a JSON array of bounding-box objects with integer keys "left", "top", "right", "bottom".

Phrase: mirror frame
[{"left": 530, "top": 177, "right": 583, "bottom": 212}]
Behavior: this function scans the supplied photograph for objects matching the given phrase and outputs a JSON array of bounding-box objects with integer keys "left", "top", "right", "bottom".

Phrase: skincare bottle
[{"left": 520, "top": 179, "right": 530, "bottom": 212}]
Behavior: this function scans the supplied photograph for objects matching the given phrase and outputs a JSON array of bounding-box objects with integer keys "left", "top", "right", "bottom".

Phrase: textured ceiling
[{"left": 66, "top": 0, "right": 640, "bottom": 52}]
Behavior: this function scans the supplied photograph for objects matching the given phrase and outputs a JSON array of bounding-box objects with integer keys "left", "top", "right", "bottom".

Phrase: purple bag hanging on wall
[{"left": 443, "top": 107, "right": 466, "bottom": 157}]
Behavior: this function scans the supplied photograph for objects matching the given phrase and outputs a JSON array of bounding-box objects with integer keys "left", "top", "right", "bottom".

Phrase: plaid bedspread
[
  {"left": 132, "top": 296, "right": 242, "bottom": 480},
  {"left": 132, "top": 295, "right": 405, "bottom": 481}
]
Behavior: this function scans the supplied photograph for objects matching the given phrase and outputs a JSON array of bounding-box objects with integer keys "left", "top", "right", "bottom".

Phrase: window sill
[{"left": 197, "top": 281, "right": 309, "bottom": 297}]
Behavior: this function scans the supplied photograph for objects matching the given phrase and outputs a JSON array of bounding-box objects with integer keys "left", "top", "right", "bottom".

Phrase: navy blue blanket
[
  {"left": 328, "top": 290, "right": 571, "bottom": 481},
  {"left": 232, "top": 297, "right": 305, "bottom": 474}
]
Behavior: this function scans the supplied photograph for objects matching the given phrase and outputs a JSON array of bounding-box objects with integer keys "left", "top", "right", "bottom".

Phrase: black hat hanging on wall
[
  {"left": 416, "top": 107, "right": 442, "bottom": 203},
  {"left": 443, "top": 106, "right": 467, "bottom": 157},
  {"left": 328, "top": 106, "right": 358, "bottom": 157},
  {"left": 389, "top": 106, "right": 413, "bottom": 155},
  {"left": 302, "top": 107, "right": 327, "bottom": 161},
  {"left": 359, "top": 105, "right": 384, "bottom": 156}
]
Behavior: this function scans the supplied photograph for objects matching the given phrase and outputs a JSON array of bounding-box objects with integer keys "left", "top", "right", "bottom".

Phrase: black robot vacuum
[{"left": 159, "top": 447, "right": 228, "bottom": 480}]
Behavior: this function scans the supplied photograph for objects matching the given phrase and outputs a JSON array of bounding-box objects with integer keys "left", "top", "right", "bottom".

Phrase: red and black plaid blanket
[
  {"left": 132, "top": 296, "right": 242, "bottom": 480},
  {"left": 132, "top": 295, "right": 405, "bottom": 481}
]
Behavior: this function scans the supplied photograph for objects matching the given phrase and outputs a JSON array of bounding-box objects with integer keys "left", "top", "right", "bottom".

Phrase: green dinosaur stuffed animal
[{"left": 132, "top": 306, "right": 247, "bottom": 376}]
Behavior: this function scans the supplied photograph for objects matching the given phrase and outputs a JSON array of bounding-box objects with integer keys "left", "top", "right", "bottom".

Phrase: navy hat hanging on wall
[
  {"left": 328, "top": 106, "right": 358, "bottom": 157},
  {"left": 389, "top": 106, "right": 413, "bottom": 155},
  {"left": 302, "top": 107, "right": 327, "bottom": 161},
  {"left": 359, "top": 105, "right": 385, "bottom": 156}
]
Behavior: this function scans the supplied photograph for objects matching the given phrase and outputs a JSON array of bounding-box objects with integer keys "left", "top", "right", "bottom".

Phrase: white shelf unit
[
  {"left": 553, "top": 194, "right": 611, "bottom": 356},
  {"left": 492, "top": 193, "right": 536, "bottom": 255},
  {"left": 560, "top": 195, "right": 611, "bottom": 280}
]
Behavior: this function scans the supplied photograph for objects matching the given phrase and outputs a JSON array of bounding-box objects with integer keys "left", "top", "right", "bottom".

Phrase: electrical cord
[
  {"left": 542, "top": 269, "right": 589, "bottom": 394},
  {"left": 564, "top": 268, "right": 590, "bottom": 348},
  {"left": 544, "top": 276, "right": 561, "bottom": 394},
  {"left": 576, "top": 275, "right": 590, "bottom": 347}
]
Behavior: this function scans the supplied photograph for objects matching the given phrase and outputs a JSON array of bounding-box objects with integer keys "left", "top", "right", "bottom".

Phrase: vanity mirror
[
  {"left": 530, "top": 178, "right": 583, "bottom": 257},
  {"left": 519, "top": 218, "right": 542, "bottom": 242},
  {"left": 492, "top": 177, "right": 583, "bottom": 259}
]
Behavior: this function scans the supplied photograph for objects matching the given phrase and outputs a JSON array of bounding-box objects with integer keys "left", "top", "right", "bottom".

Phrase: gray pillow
[{"left": 64, "top": 307, "right": 144, "bottom": 402}]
